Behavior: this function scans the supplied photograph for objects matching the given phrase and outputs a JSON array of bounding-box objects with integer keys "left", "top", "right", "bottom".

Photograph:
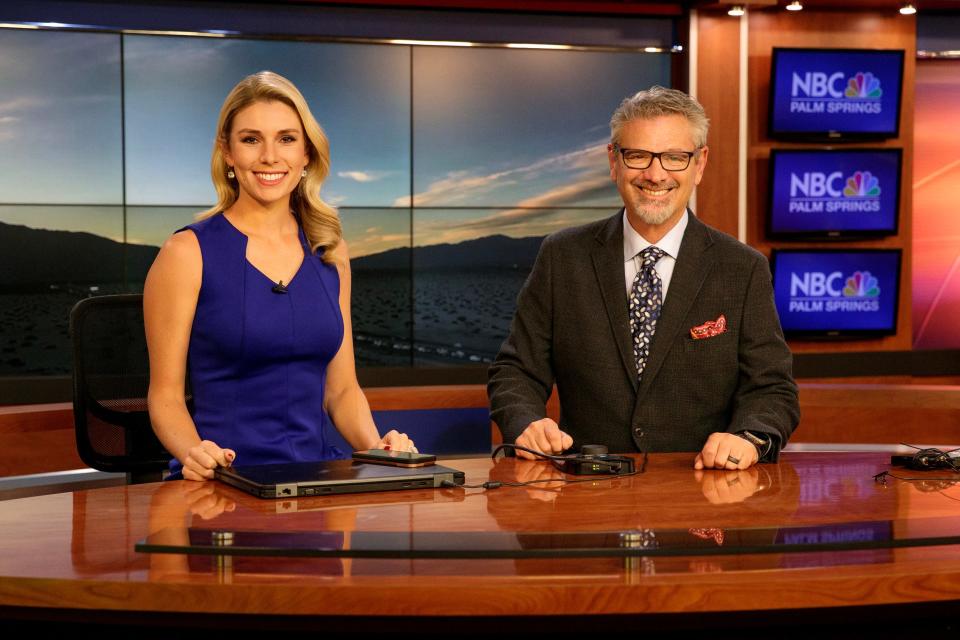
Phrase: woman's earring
[
  {"left": 227, "top": 167, "right": 235, "bottom": 179},
  {"left": 301, "top": 169, "right": 307, "bottom": 178}
]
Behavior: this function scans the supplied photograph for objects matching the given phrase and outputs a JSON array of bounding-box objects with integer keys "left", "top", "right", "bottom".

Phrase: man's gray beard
[{"left": 628, "top": 204, "right": 677, "bottom": 226}]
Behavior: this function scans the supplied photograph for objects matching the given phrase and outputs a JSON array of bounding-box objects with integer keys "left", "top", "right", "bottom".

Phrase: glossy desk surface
[{"left": 1, "top": 452, "right": 959, "bottom": 622}]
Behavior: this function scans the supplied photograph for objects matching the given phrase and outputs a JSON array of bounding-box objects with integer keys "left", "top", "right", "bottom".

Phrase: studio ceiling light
[
  {"left": 786, "top": 1, "right": 803, "bottom": 11},
  {"left": 900, "top": 3, "right": 917, "bottom": 15},
  {"left": 728, "top": 5, "right": 746, "bottom": 16}
]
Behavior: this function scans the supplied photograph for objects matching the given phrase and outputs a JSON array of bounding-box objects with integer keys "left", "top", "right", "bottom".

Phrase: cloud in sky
[
  {"left": 0, "top": 115, "right": 18, "bottom": 142},
  {"left": 0, "top": 96, "right": 49, "bottom": 115},
  {"left": 394, "top": 170, "right": 516, "bottom": 208},
  {"left": 417, "top": 175, "right": 611, "bottom": 238},
  {"left": 0, "top": 93, "right": 111, "bottom": 123},
  {"left": 346, "top": 231, "right": 409, "bottom": 258},
  {"left": 0, "top": 97, "right": 46, "bottom": 140},
  {"left": 407, "top": 140, "right": 617, "bottom": 246},
  {"left": 397, "top": 139, "right": 610, "bottom": 209},
  {"left": 339, "top": 209, "right": 411, "bottom": 259},
  {"left": 413, "top": 206, "right": 612, "bottom": 248},
  {"left": 337, "top": 170, "right": 392, "bottom": 183},
  {"left": 122, "top": 36, "right": 235, "bottom": 69}
]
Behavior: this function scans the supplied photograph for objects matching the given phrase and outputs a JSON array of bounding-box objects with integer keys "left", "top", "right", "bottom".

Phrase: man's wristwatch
[{"left": 735, "top": 430, "right": 773, "bottom": 460}]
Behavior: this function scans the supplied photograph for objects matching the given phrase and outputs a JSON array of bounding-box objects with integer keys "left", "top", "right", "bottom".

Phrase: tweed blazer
[{"left": 488, "top": 210, "right": 799, "bottom": 458}]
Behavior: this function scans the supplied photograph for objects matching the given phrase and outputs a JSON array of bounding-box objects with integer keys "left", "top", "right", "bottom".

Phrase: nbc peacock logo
[
  {"left": 844, "top": 72, "right": 882, "bottom": 99},
  {"left": 842, "top": 171, "right": 881, "bottom": 198},
  {"left": 842, "top": 271, "right": 880, "bottom": 298}
]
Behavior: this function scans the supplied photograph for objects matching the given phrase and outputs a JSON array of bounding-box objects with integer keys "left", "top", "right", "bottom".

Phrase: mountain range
[
  {"left": 0, "top": 222, "right": 546, "bottom": 290},
  {"left": 0, "top": 221, "right": 159, "bottom": 289},
  {"left": 351, "top": 233, "right": 545, "bottom": 271}
]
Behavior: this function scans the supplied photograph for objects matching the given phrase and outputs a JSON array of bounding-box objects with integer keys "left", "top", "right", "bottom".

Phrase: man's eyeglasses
[{"left": 613, "top": 145, "right": 701, "bottom": 171}]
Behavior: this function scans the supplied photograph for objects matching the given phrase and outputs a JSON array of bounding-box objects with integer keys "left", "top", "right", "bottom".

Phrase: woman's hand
[
  {"left": 181, "top": 480, "right": 237, "bottom": 519},
  {"left": 182, "top": 440, "right": 236, "bottom": 481},
  {"left": 374, "top": 430, "right": 418, "bottom": 453}
]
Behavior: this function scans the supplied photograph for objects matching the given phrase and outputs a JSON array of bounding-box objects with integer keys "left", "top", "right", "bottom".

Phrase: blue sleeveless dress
[{"left": 171, "top": 213, "right": 345, "bottom": 472}]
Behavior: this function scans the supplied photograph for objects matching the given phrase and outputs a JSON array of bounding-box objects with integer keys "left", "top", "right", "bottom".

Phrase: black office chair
[{"left": 70, "top": 294, "right": 173, "bottom": 483}]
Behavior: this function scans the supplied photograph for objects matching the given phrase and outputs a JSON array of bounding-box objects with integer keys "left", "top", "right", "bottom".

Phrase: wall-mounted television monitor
[
  {"left": 769, "top": 48, "right": 904, "bottom": 141},
  {"left": 767, "top": 148, "right": 901, "bottom": 239},
  {"left": 771, "top": 249, "right": 901, "bottom": 339}
]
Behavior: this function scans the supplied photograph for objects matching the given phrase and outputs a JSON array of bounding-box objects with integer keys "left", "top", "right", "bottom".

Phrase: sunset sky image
[{"left": 0, "top": 29, "right": 669, "bottom": 258}]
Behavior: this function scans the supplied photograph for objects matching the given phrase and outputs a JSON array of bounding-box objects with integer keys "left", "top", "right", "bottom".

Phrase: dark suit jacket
[{"left": 488, "top": 211, "right": 799, "bottom": 459}]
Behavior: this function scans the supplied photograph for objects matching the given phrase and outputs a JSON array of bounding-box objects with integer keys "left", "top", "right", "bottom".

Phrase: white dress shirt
[{"left": 622, "top": 209, "right": 689, "bottom": 301}]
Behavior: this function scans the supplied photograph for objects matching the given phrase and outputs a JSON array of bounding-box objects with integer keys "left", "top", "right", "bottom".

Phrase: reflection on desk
[
  {"left": 1, "top": 452, "right": 960, "bottom": 631},
  {"left": 140, "top": 517, "right": 960, "bottom": 561}
]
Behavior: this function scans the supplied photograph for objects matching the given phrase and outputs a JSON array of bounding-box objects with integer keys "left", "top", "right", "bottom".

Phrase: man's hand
[
  {"left": 694, "top": 467, "right": 761, "bottom": 504},
  {"left": 694, "top": 432, "right": 758, "bottom": 470},
  {"left": 514, "top": 460, "right": 566, "bottom": 502},
  {"left": 514, "top": 418, "right": 573, "bottom": 460}
]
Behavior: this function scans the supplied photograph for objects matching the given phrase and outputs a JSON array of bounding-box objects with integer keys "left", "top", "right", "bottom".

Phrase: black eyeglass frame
[{"left": 613, "top": 144, "right": 703, "bottom": 171}]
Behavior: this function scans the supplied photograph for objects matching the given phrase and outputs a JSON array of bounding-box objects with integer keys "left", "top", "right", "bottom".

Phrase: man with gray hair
[{"left": 488, "top": 86, "right": 799, "bottom": 470}]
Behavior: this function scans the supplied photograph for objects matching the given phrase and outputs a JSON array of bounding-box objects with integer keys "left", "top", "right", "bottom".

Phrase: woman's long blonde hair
[{"left": 199, "top": 71, "right": 342, "bottom": 264}]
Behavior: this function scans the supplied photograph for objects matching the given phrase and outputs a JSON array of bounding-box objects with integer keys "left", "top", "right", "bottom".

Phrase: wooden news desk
[{"left": 1, "top": 452, "right": 959, "bottom": 632}]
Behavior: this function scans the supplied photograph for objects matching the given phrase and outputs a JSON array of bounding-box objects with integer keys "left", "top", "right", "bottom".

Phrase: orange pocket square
[{"left": 690, "top": 314, "right": 727, "bottom": 340}]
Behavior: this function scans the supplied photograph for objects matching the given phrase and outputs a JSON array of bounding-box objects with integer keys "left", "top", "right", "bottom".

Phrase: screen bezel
[
  {"left": 770, "top": 248, "right": 902, "bottom": 340},
  {"left": 766, "top": 147, "right": 902, "bottom": 240},
  {"left": 768, "top": 47, "right": 905, "bottom": 142}
]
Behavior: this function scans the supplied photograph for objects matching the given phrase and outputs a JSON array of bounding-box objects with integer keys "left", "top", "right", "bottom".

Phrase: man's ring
[{"left": 727, "top": 455, "right": 740, "bottom": 465}]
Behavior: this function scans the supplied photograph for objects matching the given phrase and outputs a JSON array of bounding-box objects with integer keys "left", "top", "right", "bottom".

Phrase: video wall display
[
  {"left": 123, "top": 36, "right": 412, "bottom": 208},
  {"left": 409, "top": 207, "right": 610, "bottom": 366},
  {"left": 771, "top": 249, "right": 901, "bottom": 338},
  {"left": 913, "top": 60, "right": 960, "bottom": 350},
  {"left": 767, "top": 148, "right": 901, "bottom": 239},
  {"left": 0, "top": 28, "right": 671, "bottom": 377},
  {"left": 769, "top": 48, "right": 904, "bottom": 141},
  {"left": 764, "top": 46, "right": 907, "bottom": 346}
]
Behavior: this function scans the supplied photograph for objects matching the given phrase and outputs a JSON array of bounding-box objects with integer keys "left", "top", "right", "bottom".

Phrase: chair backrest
[{"left": 70, "top": 294, "right": 171, "bottom": 481}]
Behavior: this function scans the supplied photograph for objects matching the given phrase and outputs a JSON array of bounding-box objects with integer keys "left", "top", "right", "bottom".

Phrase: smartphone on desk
[{"left": 352, "top": 449, "right": 437, "bottom": 468}]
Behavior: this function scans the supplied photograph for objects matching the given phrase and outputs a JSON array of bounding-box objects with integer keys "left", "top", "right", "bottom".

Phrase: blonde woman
[{"left": 144, "top": 71, "right": 414, "bottom": 481}]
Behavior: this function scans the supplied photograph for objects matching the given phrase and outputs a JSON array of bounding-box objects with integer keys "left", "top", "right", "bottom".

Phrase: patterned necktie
[{"left": 629, "top": 246, "right": 665, "bottom": 382}]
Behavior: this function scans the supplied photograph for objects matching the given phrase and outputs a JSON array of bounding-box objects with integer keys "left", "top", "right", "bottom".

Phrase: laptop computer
[{"left": 215, "top": 459, "right": 466, "bottom": 499}]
